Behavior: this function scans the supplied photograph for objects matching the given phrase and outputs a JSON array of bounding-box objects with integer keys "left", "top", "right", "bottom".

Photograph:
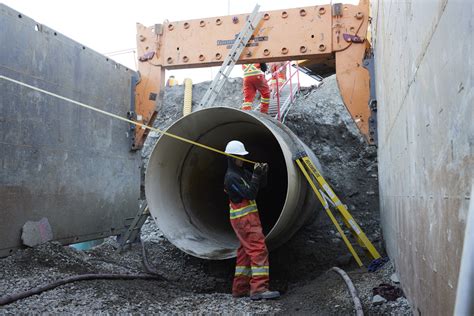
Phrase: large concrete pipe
[{"left": 146, "top": 107, "right": 321, "bottom": 259}]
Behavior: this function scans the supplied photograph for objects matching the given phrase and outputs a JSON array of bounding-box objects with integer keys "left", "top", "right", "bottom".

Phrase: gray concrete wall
[
  {"left": 0, "top": 4, "right": 141, "bottom": 256},
  {"left": 372, "top": 0, "right": 473, "bottom": 314}
]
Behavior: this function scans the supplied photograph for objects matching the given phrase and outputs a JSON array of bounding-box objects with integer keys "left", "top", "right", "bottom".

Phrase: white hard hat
[{"left": 225, "top": 140, "right": 249, "bottom": 156}]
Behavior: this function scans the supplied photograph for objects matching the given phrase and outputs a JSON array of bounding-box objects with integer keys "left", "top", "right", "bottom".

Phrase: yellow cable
[{"left": 0, "top": 75, "right": 256, "bottom": 165}]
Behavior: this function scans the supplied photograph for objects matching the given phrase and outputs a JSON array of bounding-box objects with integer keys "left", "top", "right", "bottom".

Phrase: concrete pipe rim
[{"left": 145, "top": 107, "right": 317, "bottom": 259}]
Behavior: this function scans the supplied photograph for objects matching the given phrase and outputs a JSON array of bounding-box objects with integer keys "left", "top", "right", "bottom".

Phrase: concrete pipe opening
[{"left": 146, "top": 107, "right": 320, "bottom": 259}]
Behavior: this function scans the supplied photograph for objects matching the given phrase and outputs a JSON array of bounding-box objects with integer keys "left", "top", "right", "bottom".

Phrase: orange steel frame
[{"left": 133, "top": 0, "right": 373, "bottom": 150}]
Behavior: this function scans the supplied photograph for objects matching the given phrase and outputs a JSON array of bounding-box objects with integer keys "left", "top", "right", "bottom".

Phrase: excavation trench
[{"left": 146, "top": 107, "right": 321, "bottom": 259}]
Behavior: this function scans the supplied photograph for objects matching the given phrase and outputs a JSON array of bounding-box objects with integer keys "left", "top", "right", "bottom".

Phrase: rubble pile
[{"left": 0, "top": 75, "right": 411, "bottom": 314}]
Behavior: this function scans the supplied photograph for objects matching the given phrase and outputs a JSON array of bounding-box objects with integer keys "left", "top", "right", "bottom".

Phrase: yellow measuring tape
[{"left": 0, "top": 75, "right": 256, "bottom": 165}]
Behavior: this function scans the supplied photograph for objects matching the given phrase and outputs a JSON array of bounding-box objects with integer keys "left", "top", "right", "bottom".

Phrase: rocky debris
[
  {"left": 140, "top": 217, "right": 165, "bottom": 242},
  {"left": 276, "top": 258, "right": 411, "bottom": 315},
  {"left": 372, "top": 294, "right": 387, "bottom": 305},
  {"left": 0, "top": 222, "right": 411, "bottom": 315},
  {"left": 391, "top": 272, "right": 400, "bottom": 283},
  {"left": 142, "top": 75, "right": 380, "bottom": 238},
  {"left": 138, "top": 74, "right": 396, "bottom": 313},
  {"left": 21, "top": 217, "right": 53, "bottom": 247},
  {"left": 284, "top": 75, "right": 379, "bottom": 221},
  {"left": 373, "top": 283, "right": 405, "bottom": 301},
  {"left": 336, "top": 254, "right": 353, "bottom": 267},
  {"left": 0, "top": 234, "right": 281, "bottom": 314},
  {"left": 0, "top": 75, "right": 412, "bottom": 314},
  {"left": 255, "top": 76, "right": 382, "bottom": 291},
  {"left": 141, "top": 77, "right": 243, "bottom": 165},
  {"left": 358, "top": 261, "right": 411, "bottom": 315}
]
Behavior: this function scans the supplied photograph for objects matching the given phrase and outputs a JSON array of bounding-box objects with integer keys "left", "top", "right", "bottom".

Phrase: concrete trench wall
[
  {"left": 0, "top": 4, "right": 141, "bottom": 256},
  {"left": 372, "top": 0, "right": 473, "bottom": 314}
]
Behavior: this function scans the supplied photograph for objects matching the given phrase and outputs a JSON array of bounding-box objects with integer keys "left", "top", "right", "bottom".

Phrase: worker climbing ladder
[
  {"left": 294, "top": 152, "right": 381, "bottom": 267},
  {"left": 116, "top": 201, "right": 150, "bottom": 253},
  {"left": 198, "top": 4, "right": 263, "bottom": 108}
]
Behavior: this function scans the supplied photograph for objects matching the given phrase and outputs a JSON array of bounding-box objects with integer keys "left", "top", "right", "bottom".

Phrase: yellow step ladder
[{"left": 295, "top": 153, "right": 381, "bottom": 267}]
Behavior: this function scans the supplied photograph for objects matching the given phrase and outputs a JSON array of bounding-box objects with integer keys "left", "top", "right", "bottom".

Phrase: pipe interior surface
[{"left": 146, "top": 107, "right": 318, "bottom": 259}]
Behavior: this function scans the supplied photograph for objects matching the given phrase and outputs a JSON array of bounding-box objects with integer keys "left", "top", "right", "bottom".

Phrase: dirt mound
[
  {"left": 0, "top": 75, "right": 411, "bottom": 314},
  {"left": 0, "top": 238, "right": 281, "bottom": 314},
  {"left": 275, "top": 75, "right": 383, "bottom": 281}
]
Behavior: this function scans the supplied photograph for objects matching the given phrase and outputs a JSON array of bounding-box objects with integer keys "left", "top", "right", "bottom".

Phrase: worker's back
[{"left": 242, "top": 64, "right": 263, "bottom": 77}]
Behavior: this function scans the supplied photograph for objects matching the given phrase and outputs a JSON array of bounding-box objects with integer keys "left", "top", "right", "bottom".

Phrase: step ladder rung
[
  {"left": 295, "top": 155, "right": 382, "bottom": 267},
  {"left": 116, "top": 203, "right": 150, "bottom": 253}
]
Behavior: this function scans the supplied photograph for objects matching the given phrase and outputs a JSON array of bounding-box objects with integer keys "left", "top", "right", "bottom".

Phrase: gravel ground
[
  {"left": 0, "top": 237, "right": 282, "bottom": 314},
  {"left": 0, "top": 221, "right": 411, "bottom": 314},
  {"left": 0, "top": 75, "right": 412, "bottom": 314}
]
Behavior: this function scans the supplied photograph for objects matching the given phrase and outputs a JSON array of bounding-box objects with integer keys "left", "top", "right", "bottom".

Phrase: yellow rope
[{"left": 0, "top": 75, "right": 256, "bottom": 164}]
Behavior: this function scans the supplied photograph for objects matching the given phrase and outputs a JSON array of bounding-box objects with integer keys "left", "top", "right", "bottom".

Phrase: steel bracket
[{"left": 363, "top": 52, "right": 378, "bottom": 145}]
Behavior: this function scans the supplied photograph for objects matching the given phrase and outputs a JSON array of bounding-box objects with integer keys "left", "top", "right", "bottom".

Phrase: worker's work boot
[
  {"left": 250, "top": 290, "right": 280, "bottom": 300},
  {"left": 232, "top": 292, "right": 249, "bottom": 298}
]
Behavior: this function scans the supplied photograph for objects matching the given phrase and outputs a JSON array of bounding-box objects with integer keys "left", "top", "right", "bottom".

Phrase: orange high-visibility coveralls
[
  {"left": 241, "top": 64, "right": 270, "bottom": 114},
  {"left": 270, "top": 62, "right": 287, "bottom": 94},
  {"left": 224, "top": 160, "right": 270, "bottom": 297},
  {"left": 229, "top": 199, "right": 269, "bottom": 296}
]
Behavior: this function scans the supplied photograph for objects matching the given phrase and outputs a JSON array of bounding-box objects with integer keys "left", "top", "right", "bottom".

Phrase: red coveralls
[
  {"left": 229, "top": 199, "right": 269, "bottom": 296},
  {"left": 241, "top": 64, "right": 270, "bottom": 114},
  {"left": 270, "top": 62, "right": 287, "bottom": 95}
]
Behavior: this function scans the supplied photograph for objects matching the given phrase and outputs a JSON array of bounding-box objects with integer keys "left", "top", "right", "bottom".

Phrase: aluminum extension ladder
[
  {"left": 116, "top": 201, "right": 150, "bottom": 253},
  {"left": 198, "top": 5, "right": 262, "bottom": 108},
  {"left": 294, "top": 152, "right": 381, "bottom": 267}
]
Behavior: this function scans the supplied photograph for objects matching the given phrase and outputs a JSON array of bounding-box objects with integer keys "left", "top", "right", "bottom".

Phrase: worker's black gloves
[{"left": 253, "top": 163, "right": 269, "bottom": 177}]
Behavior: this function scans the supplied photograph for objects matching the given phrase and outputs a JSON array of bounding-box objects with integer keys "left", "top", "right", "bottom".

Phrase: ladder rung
[
  {"left": 197, "top": 4, "right": 261, "bottom": 108},
  {"left": 296, "top": 156, "right": 382, "bottom": 263}
]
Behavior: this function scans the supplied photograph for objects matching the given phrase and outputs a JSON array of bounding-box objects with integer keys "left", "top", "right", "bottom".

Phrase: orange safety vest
[{"left": 242, "top": 64, "right": 263, "bottom": 77}]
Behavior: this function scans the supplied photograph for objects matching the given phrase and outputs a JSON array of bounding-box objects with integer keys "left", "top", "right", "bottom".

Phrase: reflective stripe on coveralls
[
  {"left": 241, "top": 101, "right": 252, "bottom": 111},
  {"left": 229, "top": 199, "right": 270, "bottom": 296},
  {"left": 229, "top": 201, "right": 257, "bottom": 219},
  {"left": 242, "top": 64, "right": 262, "bottom": 77},
  {"left": 235, "top": 266, "right": 269, "bottom": 277},
  {"left": 271, "top": 78, "right": 286, "bottom": 85},
  {"left": 251, "top": 266, "right": 269, "bottom": 276},
  {"left": 260, "top": 97, "right": 270, "bottom": 105},
  {"left": 259, "top": 97, "right": 270, "bottom": 114},
  {"left": 235, "top": 266, "right": 252, "bottom": 276}
]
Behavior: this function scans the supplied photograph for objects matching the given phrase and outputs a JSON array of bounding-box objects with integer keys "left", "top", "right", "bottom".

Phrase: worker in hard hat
[
  {"left": 241, "top": 63, "right": 270, "bottom": 114},
  {"left": 166, "top": 75, "right": 178, "bottom": 87},
  {"left": 270, "top": 62, "right": 287, "bottom": 95},
  {"left": 223, "top": 140, "right": 280, "bottom": 300}
]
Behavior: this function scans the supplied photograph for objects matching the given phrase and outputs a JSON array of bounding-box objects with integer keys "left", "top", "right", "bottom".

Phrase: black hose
[
  {"left": 0, "top": 273, "right": 160, "bottom": 306},
  {"left": 0, "top": 239, "right": 169, "bottom": 306},
  {"left": 330, "top": 267, "right": 364, "bottom": 316},
  {"left": 140, "top": 239, "right": 168, "bottom": 280}
]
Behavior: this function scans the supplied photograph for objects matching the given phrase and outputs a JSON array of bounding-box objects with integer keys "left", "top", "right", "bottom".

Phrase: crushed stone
[{"left": 1, "top": 75, "right": 411, "bottom": 314}]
